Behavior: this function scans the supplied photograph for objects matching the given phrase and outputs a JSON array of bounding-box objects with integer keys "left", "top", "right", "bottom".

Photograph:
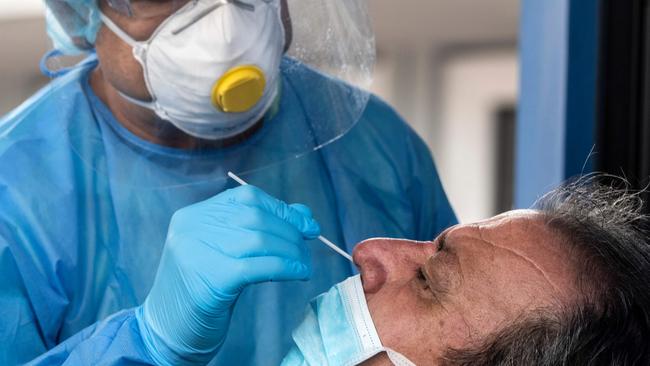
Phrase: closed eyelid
[
  {"left": 423, "top": 260, "right": 446, "bottom": 290},
  {"left": 425, "top": 248, "right": 463, "bottom": 294}
]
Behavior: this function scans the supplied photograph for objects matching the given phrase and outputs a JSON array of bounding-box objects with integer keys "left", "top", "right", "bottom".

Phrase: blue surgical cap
[{"left": 44, "top": 0, "right": 102, "bottom": 55}]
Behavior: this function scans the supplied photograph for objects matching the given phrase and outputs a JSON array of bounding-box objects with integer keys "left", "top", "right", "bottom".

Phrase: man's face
[
  {"left": 354, "top": 210, "right": 579, "bottom": 365},
  {"left": 94, "top": 0, "right": 292, "bottom": 102}
]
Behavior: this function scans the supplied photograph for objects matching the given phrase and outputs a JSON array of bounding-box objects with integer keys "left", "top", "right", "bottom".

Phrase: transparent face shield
[{"left": 48, "top": 0, "right": 375, "bottom": 189}]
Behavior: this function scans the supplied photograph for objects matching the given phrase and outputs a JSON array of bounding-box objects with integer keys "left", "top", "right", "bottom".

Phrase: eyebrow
[{"left": 437, "top": 231, "right": 448, "bottom": 251}]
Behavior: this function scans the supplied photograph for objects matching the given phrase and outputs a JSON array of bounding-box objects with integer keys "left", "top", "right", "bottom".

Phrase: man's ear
[{"left": 281, "top": 0, "right": 293, "bottom": 53}]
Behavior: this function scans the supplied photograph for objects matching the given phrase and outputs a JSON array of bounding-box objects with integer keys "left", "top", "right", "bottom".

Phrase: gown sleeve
[{"left": 0, "top": 235, "right": 155, "bottom": 366}]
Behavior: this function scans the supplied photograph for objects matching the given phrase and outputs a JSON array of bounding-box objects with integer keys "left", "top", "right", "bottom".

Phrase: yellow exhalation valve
[{"left": 211, "top": 65, "right": 266, "bottom": 113}]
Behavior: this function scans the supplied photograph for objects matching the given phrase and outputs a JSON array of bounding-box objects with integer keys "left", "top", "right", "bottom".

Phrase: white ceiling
[{"left": 368, "top": 0, "right": 520, "bottom": 47}]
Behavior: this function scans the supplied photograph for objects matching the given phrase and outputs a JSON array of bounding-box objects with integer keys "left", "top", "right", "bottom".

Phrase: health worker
[{"left": 0, "top": 0, "right": 457, "bottom": 365}]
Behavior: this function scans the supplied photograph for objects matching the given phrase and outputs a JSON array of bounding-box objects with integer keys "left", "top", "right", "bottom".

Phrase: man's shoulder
[
  {"left": 0, "top": 63, "right": 93, "bottom": 145},
  {"left": 347, "top": 93, "right": 432, "bottom": 166},
  {"left": 323, "top": 90, "right": 435, "bottom": 186},
  {"left": 0, "top": 65, "right": 94, "bottom": 195},
  {"left": 361, "top": 93, "right": 415, "bottom": 136}
]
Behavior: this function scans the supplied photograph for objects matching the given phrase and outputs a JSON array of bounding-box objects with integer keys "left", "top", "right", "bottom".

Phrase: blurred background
[
  {"left": 1, "top": 1, "right": 520, "bottom": 223},
  {"left": 370, "top": 0, "right": 519, "bottom": 223}
]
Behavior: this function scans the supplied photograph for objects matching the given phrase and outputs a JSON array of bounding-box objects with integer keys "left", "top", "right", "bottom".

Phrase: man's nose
[{"left": 353, "top": 238, "right": 437, "bottom": 294}]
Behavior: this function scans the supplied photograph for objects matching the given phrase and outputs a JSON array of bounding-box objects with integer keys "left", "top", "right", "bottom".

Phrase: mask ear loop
[
  {"left": 99, "top": 12, "right": 139, "bottom": 48},
  {"left": 385, "top": 349, "right": 418, "bottom": 366},
  {"left": 97, "top": 12, "right": 160, "bottom": 111}
]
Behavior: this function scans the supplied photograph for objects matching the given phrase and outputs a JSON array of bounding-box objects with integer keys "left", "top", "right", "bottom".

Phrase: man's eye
[
  {"left": 416, "top": 267, "right": 444, "bottom": 304},
  {"left": 415, "top": 268, "right": 433, "bottom": 294},
  {"left": 417, "top": 268, "right": 428, "bottom": 286}
]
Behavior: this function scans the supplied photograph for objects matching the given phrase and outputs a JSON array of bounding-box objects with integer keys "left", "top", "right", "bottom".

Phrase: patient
[
  {"left": 357, "top": 177, "right": 650, "bottom": 365},
  {"left": 291, "top": 177, "right": 650, "bottom": 365}
]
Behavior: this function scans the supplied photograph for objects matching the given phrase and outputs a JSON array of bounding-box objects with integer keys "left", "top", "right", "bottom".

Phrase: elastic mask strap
[
  {"left": 99, "top": 12, "right": 139, "bottom": 48},
  {"left": 99, "top": 12, "right": 157, "bottom": 111},
  {"left": 385, "top": 348, "right": 418, "bottom": 366},
  {"left": 117, "top": 91, "right": 158, "bottom": 111}
]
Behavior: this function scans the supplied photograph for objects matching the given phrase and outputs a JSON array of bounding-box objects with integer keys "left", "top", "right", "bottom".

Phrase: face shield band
[{"left": 105, "top": 0, "right": 193, "bottom": 19}]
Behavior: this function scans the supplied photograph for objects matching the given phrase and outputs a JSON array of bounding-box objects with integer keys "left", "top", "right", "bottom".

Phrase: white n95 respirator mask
[
  {"left": 281, "top": 275, "right": 417, "bottom": 366},
  {"left": 99, "top": 0, "right": 285, "bottom": 140}
]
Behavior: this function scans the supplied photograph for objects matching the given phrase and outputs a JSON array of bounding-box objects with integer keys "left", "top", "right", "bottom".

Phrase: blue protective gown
[{"left": 0, "top": 56, "right": 456, "bottom": 365}]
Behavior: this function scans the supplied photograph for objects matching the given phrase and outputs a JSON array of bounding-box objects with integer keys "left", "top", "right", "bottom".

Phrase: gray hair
[{"left": 441, "top": 175, "right": 650, "bottom": 365}]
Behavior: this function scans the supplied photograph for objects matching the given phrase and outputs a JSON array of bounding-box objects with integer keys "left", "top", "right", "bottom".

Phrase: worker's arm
[
  {"left": 0, "top": 234, "right": 155, "bottom": 365},
  {"left": 25, "top": 310, "right": 153, "bottom": 365},
  {"left": 1, "top": 186, "right": 318, "bottom": 366}
]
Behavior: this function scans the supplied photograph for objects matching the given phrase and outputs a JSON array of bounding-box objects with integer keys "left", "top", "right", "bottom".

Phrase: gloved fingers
[
  {"left": 288, "top": 204, "right": 322, "bottom": 239},
  {"left": 197, "top": 204, "right": 307, "bottom": 247},
  {"left": 169, "top": 205, "right": 311, "bottom": 261},
  {"left": 230, "top": 205, "right": 308, "bottom": 243},
  {"left": 200, "top": 227, "right": 309, "bottom": 262},
  {"left": 214, "top": 186, "right": 321, "bottom": 239},
  {"left": 236, "top": 256, "right": 312, "bottom": 286},
  {"left": 177, "top": 201, "right": 302, "bottom": 244},
  {"left": 289, "top": 203, "right": 313, "bottom": 217}
]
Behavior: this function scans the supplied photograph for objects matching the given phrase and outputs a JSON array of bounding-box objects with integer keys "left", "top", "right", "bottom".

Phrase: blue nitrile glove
[{"left": 135, "top": 185, "right": 321, "bottom": 366}]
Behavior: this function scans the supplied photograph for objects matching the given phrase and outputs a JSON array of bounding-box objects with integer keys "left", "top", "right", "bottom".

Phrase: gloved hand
[{"left": 135, "top": 185, "right": 321, "bottom": 366}]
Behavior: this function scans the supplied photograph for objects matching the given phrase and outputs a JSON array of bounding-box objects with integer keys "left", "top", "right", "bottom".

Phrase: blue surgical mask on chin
[{"left": 281, "top": 275, "right": 417, "bottom": 366}]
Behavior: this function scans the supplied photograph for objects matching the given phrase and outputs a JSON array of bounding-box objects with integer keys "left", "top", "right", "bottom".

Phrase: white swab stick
[
  {"left": 227, "top": 171, "right": 354, "bottom": 263},
  {"left": 316, "top": 235, "right": 353, "bottom": 262}
]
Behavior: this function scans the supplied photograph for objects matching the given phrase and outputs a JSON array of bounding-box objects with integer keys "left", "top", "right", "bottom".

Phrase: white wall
[
  {"left": 437, "top": 50, "right": 519, "bottom": 222},
  {"left": 372, "top": 48, "right": 519, "bottom": 223},
  {"left": 367, "top": 1, "right": 520, "bottom": 223},
  {"left": 372, "top": 47, "right": 442, "bottom": 146},
  {"left": 0, "top": 2, "right": 44, "bottom": 19},
  {"left": 0, "top": 18, "right": 50, "bottom": 115}
]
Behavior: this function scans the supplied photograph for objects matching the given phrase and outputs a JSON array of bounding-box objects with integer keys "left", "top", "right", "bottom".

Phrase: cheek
[
  {"left": 95, "top": 27, "right": 150, "bottom": 99},
  {"left": 444, "top": 265, "right": 539, "bottom": 343},
  {"left": 366, "top": 283, "right": 440, "bottom": 361}
]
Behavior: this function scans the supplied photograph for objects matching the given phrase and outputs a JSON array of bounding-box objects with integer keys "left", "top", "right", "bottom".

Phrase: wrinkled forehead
[
  {"left": 463, "top": 209, "right": 580, "bottom": 301},
  {"left": 472, "top": 209, "right": 551, "bottom": 240}
]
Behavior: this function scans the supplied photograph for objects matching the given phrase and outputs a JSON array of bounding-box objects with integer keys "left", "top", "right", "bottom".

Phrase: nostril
[
  {"left": 353, "top": 241, "right": 388, "bottom": 294},
  {"left": 358, "top": 256, "right": 387, "bottom": 294}
]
